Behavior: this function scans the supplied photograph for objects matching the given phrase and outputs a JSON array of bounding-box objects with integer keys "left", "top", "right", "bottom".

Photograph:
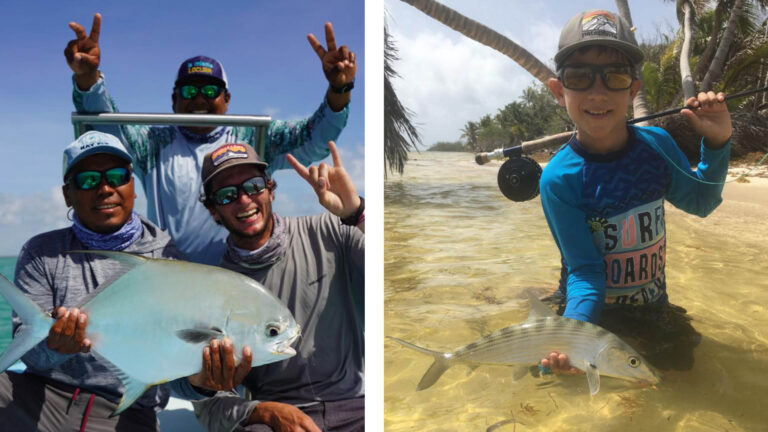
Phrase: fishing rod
[{"left": 476, "top": 85, "right": 768, "bottom": 202}]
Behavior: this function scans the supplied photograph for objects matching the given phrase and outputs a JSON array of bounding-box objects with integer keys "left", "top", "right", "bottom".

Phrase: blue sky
[{"left": 0, "top": 0, "right": 365, "bottom": 256}]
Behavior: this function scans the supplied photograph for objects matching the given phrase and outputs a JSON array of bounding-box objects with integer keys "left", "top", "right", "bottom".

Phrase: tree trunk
[
  {"left": 700, "top": 0, "right": 746, "bottom": 91},
  {"left": 399, "top": 0, "right": 555, "bottom": 83},
  {"left": 679, "top": 1, "right": 696, "bottom": 100},
  {"left": 614, "top": 0, "right": 651, "bottom": 120},
  {"left": 693, "top": 2, "right": 725, "bottom": 82}
]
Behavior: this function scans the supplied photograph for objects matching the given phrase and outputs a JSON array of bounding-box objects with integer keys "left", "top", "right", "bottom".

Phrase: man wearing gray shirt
[{"left": 174, "top": 141, "right": 364, "bottom": 432}]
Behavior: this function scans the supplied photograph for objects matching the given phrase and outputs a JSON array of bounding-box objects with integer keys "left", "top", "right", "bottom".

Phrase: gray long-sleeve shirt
[
  {"left": 187, "top": 213, "right": 364, "bottom": 432},
  {"left": 12, "top": 215, "right": 184, "bottom": 409}
]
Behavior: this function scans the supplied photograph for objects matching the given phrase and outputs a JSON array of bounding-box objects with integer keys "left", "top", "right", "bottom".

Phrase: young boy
[{"left": 539, "top": 10, "right": 732, "bottom": 374}]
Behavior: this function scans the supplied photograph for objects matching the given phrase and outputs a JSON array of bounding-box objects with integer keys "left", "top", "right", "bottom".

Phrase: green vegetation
[{"left": 426, "top": 141, "right": 468, "bottom": 152}]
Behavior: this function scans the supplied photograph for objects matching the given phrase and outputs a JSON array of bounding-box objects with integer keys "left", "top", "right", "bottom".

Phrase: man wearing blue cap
[
  {"left": 0, "top": 131, "right": 183, "bottom": 431},
  {"left": 63, "top": 13, "right": 357, "bottom": 265}
]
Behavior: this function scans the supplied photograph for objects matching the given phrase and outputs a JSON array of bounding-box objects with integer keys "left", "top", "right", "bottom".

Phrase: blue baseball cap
[
  {"left": 62, "top": 131, "right": 133, "bottom": 180},
  {"left": 174, "top": 55, "right": 229, "bottom": 88}
]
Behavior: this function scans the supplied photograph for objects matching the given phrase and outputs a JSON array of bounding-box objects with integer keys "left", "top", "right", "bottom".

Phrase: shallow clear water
[{"left": 384, "top": 152, "right": 768, "bottom": 431}]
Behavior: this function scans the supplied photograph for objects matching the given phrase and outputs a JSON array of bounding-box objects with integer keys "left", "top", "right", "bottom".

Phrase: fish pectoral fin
[
  {"left": 176, "top": 327, "right": 225, "bottom": 344},
  {"left": 585, "top": 360, "right": 600, "bottom": 396}
]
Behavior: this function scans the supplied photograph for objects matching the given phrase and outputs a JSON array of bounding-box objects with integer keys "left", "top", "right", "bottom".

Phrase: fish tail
[
  {"left": 0, "top": 274, "right": 54, "bottom": 372},
  {"left": 388, "top": 336, "right": 454, "bottom": 391}
]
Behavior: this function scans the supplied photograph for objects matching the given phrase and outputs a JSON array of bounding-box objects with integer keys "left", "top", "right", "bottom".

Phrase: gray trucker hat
[{"left": 554, "top": 10, "right": 644, "bottom": 69}]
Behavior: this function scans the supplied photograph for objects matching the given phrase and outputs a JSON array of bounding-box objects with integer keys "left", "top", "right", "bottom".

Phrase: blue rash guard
[
  {"left": 73, "top": 76, "right": 349, "bottom": 265},
  {"left": 539, "top": 126, "right": 730, "bottom": 323}
]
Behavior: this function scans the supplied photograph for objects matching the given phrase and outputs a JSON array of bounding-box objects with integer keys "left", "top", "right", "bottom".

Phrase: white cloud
[
  {"left": 0, "top": 187, "right": 69, "bottom": 256},
  {"left": 391, "top": 30, "right": 539, "bottom": 148}
]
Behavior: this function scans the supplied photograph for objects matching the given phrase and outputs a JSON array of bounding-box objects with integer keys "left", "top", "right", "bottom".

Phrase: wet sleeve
[
  {"left": 648, "top": 128, "right": 730, "bottom": 216},
  {"left": 13, "top": 244, "right": 72, "bottom": 370},
  {"left": 539, "top": 160, "right": 605, "bottom": 323},
  {"left": 71, "top": 74, "right": 155, "bottom": 175},
  {"left": 263, "top": 98, "right": 349, "bottom": 172},
  {"left": 192, "top": 390, "right": 260, "bottom": 432}
]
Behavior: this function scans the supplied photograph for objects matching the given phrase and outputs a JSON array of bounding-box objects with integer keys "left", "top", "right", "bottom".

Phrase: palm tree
[
  {"left": 700, "top": 0, "right": 746, "bottom": 90},
  {"left": 614, "top": 0, "right": 652, "bottom": 120},
  {"left": 384, "top": 21, "right": 422, "bottom": 176},
  {"left": 678, "top": 0, "right": 697, "bottom": 99},
  {"left": 460, "top": 121, "right": 480, "bottom": 152}
]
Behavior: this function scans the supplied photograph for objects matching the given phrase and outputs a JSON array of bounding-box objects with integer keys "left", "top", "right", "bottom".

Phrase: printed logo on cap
[
  {"left": 186, "top": 60, "right": 214, "bottom": 76},
  {"left": 581, "top": 11, "right": 617, "bottom": 38},
  {"left": 211, "top": 144, "right": 249, "bottom": 166}
]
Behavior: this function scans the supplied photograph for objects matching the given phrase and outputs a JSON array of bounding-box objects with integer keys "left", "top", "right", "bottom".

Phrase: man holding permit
[
  {"left": 172, "top": 142, "right": 364, "bottom": 432},
  {"left": 0, "top": 131, "right": 183, "bottom": 431}
]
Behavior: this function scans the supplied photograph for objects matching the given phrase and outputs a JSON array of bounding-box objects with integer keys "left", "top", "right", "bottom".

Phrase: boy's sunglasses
[
  {"left": 176, "top": 84, "right": 224, "bottom": 100},
  {"left": 210, "top": 176, "right": 268, "bottom": 206},
  {"left": 558, "top": 63, "right": 634, "bottom": 91},
  {"left": 67, "top": 167, "right": 132, "bottom": 191}
]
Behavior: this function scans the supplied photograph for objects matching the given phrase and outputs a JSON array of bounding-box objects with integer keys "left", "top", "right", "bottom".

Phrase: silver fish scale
[{"left": 453, "top": 317, "right": 613, "bottom": 366}]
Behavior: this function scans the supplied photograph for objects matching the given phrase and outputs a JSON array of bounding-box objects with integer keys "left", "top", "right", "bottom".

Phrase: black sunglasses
[
  {"left": 176, "top": 84, "right": 224, "bottom": 100},
  {"left": 209, "top": 176, "right": 268, "bottom": 206},
  {"left": 67, "top": 167, "right": 132, "bottom": 191},
  {"left": 558, "top": 63, "right": 634, "bottom": 91}
]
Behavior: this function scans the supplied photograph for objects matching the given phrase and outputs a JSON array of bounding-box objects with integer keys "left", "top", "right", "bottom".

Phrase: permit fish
[
  {"left": 389, "top": 294, "right": 660, "bottom": 395},
  {"left": 0, "top": 251, "right": 300, "bottom": 414}
]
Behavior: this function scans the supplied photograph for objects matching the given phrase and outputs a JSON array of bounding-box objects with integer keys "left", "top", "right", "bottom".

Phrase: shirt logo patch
[
  {"left": 581, "top": 11, "right": 617, "bottom": 38},
  {"left": 211, "top": 144, "right": 248, "bottom": 166}
]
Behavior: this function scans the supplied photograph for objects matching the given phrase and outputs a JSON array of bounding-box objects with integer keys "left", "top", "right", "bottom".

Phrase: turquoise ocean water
[{"left": 0, "top": 256, "right": 17, "bottom": 355}]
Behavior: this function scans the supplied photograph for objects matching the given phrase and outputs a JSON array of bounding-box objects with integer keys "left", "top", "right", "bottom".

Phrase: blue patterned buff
[{"left": 72, "top": 211, "right": 143, "bottom": 251}]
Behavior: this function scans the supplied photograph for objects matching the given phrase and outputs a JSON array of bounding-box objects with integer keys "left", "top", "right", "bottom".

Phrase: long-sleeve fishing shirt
[
  {"left": 539, "top": 125, "right": 730, "bottom": 323},
  {"left": 12, "top": 215, "right": 184, "bottom": 409},
  {"left": 175, "top": 213, "right": 364, "bottom": 432},
  {"left": 72, "top": 76, "right": 349, "bottom": 265}
]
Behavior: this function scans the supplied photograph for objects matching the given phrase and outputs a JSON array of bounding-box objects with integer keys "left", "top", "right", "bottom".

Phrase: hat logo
[
  {"left": 211, "top": 144, "right": 249, "bottom": 166},
  {"left": 581, "top": 11, "right": 617, "bottom": 38}
]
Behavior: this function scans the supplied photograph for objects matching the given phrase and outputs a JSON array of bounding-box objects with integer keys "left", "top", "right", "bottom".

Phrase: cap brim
[{"left": 555, "top": 39, "right": 644, "bottom": 68}]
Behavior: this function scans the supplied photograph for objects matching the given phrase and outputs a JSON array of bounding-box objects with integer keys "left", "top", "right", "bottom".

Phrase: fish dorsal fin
[
  {"left": 66, "top": 250, "right": 149, "bottom": 308},
  {"left": 90, "top": 350, "right": 151, "bottom": 416},
  {"left": 525, "top": 292, "right": 557, "bottom": 321},
  {"left": 176, "top": 327, "right": 225, "bottom": 344},
  {"left": 585, "top": 359, "right": 600, "bottom": 396}
]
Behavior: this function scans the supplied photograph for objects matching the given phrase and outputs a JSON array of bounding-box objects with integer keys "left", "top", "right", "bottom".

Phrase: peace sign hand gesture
[
  {"left": 287, "top": 141, "right": 361, "bottom": 228},
  {"left": 64, "top": 13, "right": 102, "bottom": 90},
  {"left": 307, "top": 22, "right": 357, "bottom": 89}
]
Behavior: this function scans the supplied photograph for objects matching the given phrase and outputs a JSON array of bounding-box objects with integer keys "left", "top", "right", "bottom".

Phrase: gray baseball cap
[{"left": 555, "top": 10, "right": 644, "bottom": 69}]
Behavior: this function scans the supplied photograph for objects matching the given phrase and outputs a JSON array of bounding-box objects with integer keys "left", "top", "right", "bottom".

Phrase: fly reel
[{"left": 497, "top": 156, "right": 542, "bottom": 202}]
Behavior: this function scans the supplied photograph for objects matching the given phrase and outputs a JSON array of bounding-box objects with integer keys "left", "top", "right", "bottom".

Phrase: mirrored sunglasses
[
  {"left": 559, "top": 63, "right": 634, "bottom": 91},
  {"left": 68, "top": 167, "right": 132, "bottom": 191},
  {"left": 210, "top": 176, "right": 268, "bottom": 206},
  {"left": 177, "top": 84, "right": 224, "bottom": 100}
]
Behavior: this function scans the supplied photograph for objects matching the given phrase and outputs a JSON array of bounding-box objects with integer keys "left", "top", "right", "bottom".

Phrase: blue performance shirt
[
  {"left": 539, "top": 126, "right": 730, "bottom": 323},
  {"left": 73, "top": 76, "right": 349, "bottom": 265}
]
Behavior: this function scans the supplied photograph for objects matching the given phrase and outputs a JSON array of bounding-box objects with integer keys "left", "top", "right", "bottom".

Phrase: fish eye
[
  {"left": 628, "top": 356, "right": 640, "bottom": 368},
  {"left": 266, "top": 324, "right": 281, "bottom": 338}
]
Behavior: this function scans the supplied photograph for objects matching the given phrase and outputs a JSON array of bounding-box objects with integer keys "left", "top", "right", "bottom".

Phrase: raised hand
[
  {"left": 47, "top": 307, "right": 91, "bottom": 355},
  {"left": 188, "top": 338, "right": 252, "bottom": 392},
  {"left": 64, "top": 13, "right": 102, "bottom": 90},
  {"left": 307, "top": 22, "right": 356, "bottom": 89},
  {"left": 680, "top": 91, "right": 732, "bottom": 149},
  {"left": 286, "top": 141, "right": 360, "bottom": 221}
]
